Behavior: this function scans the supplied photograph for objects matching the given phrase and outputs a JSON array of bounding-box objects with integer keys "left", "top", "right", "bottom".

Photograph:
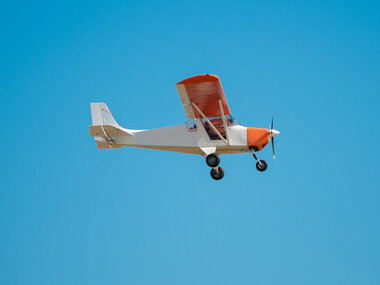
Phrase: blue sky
[{"left": 1, "top": 1, "right": 379, "bottom": 284}]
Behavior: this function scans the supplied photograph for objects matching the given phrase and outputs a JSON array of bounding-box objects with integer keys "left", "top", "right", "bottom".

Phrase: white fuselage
[{"left": 115, "top": 118, "right": 249, "bottom": 155}]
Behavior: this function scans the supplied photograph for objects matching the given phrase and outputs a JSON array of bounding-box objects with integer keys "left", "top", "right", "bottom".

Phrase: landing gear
[
  {"left": 205, "top": 153, "right": 224, "bottom": 180},
  {"left": 206, "top": 153, "right": 220, "bottom": 167},
  {"left": 210, "top": 166, "right": 224, "bottom": 180},
  {"left": 256, "top": 160, "right": 268, "bottom": 172},
  {"left": 249, "top": 147, "right": 268, "bottom": 172}
]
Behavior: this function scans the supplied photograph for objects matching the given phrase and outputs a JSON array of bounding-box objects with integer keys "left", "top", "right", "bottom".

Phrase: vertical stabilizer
[
  {"left": 89, "top": 102, "right": 134, "bottom": 149},
  {"left": 90, "top": 102, "right": 118, "bottom": 126}
]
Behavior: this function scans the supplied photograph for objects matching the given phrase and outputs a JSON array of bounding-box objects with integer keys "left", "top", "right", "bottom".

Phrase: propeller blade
[
  {"left": 271, "top": 137, "right": 275, "bottom": 159},
  {"left": 271, "top": 114, "right": 274, "bottom": 130}
]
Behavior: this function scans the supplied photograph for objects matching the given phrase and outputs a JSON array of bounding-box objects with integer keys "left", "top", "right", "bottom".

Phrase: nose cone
[{"left": 269, "top": 129, "right": 280, "bottom": 137}]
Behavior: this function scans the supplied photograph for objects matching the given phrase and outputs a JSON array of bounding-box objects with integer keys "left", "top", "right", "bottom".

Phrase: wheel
[
  {"left": 256, "top": 160, "right": 268, "bottom": 172},
  {"left": 206, "top": 153, "right": 220, "bottom": 167},
  {"left": 210, "top": 167, "right": 224, "bottom": 180}
]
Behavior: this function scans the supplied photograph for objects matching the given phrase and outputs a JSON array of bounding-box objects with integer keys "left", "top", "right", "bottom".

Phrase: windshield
[{"left": 227, "top": 115, "right": 239, "bottom": 126}]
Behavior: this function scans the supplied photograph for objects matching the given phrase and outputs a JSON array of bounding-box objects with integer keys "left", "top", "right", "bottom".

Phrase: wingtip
[{"left": 176, "top": 74, "right": 219, "bottom": 85}]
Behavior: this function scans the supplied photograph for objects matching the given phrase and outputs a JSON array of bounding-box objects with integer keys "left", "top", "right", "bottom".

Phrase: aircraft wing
[{"left": 176, "top": 74, "right": 231, "bottom": 118}]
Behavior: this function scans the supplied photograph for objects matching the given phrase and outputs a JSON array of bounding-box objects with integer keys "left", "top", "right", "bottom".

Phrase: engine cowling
[{"left": 247, "top": 127, "right": 270, "bottom": 151}]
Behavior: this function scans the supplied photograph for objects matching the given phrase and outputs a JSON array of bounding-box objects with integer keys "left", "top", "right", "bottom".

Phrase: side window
[
  {"left": 201, "top": 117, "right": 226, "bottom": 140},
  {"left": 185, "top": 119, "right": 197, "bottom": 132}
]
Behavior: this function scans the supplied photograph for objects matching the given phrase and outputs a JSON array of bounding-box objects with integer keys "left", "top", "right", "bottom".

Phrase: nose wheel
[
  {"left": 250, "top": 147, "right": 268, "bottom": 172},
  {"left": 206, "top": 153, "right": 224, "bottom": 180},
  {"left": 256, "top": 160, "right": 268, "bottom": 172}
]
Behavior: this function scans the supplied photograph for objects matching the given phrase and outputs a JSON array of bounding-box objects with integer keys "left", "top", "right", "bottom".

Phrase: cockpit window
[
  {"left": 185, "top": 119, "right": 197, "bottom": 132},
  {"left": 200, "top": 115, "right": 240, "bottom": 140},
  {"left": 201, "top": 117, "right": 225, "bottom": 140}
]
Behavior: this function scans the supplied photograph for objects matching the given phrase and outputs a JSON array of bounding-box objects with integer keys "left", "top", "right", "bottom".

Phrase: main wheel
[
  {"left": 206, "top": 153, "right": 220, "bottom": 167},
  {"left": 256, "top": 160, "right": 268, "bottom": 172},
  {"left": 210, "top": 167, "right": 224, "bottom": 180}
]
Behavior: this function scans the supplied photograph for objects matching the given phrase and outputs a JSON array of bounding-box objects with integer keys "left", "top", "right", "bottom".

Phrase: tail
[
  {"left": 90, "top": 102, "right": 120, "bottom": 127},
  {"left": 89, "top": 102, "right": 133, "bottom": 149}
]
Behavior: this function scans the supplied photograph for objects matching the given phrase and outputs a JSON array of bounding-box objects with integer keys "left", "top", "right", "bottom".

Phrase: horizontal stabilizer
[
  {"left": 89, "top": 125, "right": 132, "bottom": 137},
  {"left": 89, "top": 125, "right": 132, "bottom": 149}
]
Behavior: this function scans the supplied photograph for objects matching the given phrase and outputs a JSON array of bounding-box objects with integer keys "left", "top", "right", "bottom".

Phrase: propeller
[{"left": 269, "top": 115, "right": 280, "bottom": 159}]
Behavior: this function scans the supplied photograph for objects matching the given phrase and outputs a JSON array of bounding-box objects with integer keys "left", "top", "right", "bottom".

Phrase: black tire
[
  {"left": 256, "top": 160, "right": 268, "bottom": 172},
  {"left": 210, "top": 167, "right": 224, "bottom": 180},
  {"left": 206, "top": 153, "right": 220, "bottom": 167}
]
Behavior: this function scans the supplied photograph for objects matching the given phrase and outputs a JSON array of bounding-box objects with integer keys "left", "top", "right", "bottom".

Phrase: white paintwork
[
  {"left": 117, "top": 124, "right": 249, "bottom": 155},
  {"left": 200, "top": 147, "right": 216, "bottom": 156},
  {"left": 89, "top": 102, "right": 251, "bottom": 155},
  {"left": 90, "top": 102, "right": 119, "bottom": 126},
  {"left": 227, "top": 125, "right": 247, "bottom": 146}
]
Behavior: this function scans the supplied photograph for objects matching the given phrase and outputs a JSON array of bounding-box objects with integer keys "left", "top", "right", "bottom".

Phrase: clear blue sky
[{"left": 1, "top": 1, "right": 379, "bottom": 284}]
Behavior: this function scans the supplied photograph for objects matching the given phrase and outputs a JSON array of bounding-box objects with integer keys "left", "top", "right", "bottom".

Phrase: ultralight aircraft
[{"left": 89, "top": 74, "right": 280, "bottom": 180}]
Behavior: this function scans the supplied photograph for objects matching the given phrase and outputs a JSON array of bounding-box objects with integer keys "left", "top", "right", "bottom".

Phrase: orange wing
[{"left": 176, "top": 74, "right": 231, "bottom": 118}]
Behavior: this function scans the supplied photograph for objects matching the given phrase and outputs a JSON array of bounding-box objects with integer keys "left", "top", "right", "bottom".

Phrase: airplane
[{"left": 89, "top": 74, "right": 280, "bottom": 180}]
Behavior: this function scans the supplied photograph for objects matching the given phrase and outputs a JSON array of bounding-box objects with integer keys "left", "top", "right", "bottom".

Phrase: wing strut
[
  {"left": 218, "top": 99, "right": 230, "bottom": 145},
  {"left": 192, "top": 103, "right": 228, "bottom": 145}
]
